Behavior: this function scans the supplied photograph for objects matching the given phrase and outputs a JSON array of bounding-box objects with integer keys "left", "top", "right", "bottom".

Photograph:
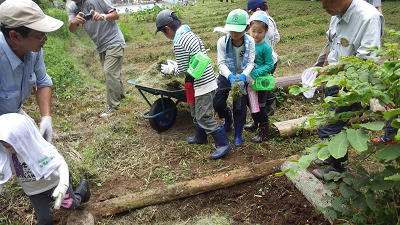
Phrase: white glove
[
  {"left": 39, "top": 116, "right": 52, "bottom": 143},
  {"left": 52, "top": 164, "right": 69, "bottom": 210},
  {"left": 161, "top": 60, "right": 178, "bottom": 75},
  {"left": 52, "top": 184, "right": 68, "bottom": 209},
  {"left": 213, "top": 27, "right": 228, "bottom": 35}
]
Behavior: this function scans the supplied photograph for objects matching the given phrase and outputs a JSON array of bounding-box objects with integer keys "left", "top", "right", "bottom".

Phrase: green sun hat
[{"left": 224, "top": 9, "right": 250, "bottom": 32}]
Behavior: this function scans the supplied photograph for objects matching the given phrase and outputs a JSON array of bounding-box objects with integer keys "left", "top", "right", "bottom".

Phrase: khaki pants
[{"left": 99, "top": 46, "right": 126, "bottom": 109}]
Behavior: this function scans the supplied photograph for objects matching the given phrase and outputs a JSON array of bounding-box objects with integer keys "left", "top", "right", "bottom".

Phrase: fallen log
[
  {"left": 272, "top": 73, "right": 302, "bottom": 93},
  {"left": 89, "top": 156, "right": 299, "bottom": 216},
  {"left": 272, "top": 114, "right": 374, "bottom": 137},
  {"left": 272, "top": 116, "right": 309, "bottom": 137}
]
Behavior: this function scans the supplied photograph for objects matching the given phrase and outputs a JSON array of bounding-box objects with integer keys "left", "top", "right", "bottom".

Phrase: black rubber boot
[
  {"left": 244, "top": 115, "right": 259, "bottom": 131},
  {"left": 185, "top": 124, "right": 208, "bottom": 144},
  {"left": 74, "top": 179, "right": 91, "bottom": 203},
  {"left": 312, "top": 153, "right": 348, "bottom": 180},
  {"left": 210, "top": 127, "right": 232, "bottom": 159},
  {"left": 251, "top": 123, "right": 270, "bottom": 143},
  {"left": 313, "top": 158, "right": 331, "bottom": 166}
]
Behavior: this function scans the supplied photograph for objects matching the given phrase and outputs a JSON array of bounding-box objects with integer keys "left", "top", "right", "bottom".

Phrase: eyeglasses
[{"left": 28, "top": 32, "right": 47, "bottom": 41}]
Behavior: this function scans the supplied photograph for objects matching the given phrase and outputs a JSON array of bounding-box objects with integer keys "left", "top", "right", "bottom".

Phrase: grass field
[{"left": 1, "top": 0, "right": 400, "bottom": 224}]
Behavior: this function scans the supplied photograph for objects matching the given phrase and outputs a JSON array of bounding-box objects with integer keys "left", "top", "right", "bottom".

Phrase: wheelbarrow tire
[{"left": 149, "top": 98, "right": 177, "bottom": 132}]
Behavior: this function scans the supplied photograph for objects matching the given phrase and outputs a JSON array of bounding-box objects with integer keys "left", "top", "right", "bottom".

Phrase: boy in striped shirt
[{"left": 155, "top": 10, "right": 232, "bottom": 159}]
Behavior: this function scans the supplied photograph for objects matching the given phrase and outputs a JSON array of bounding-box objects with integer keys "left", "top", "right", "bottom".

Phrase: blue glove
[
  {"left": 238, "top": 74, "right": 246, "bottom": 83},
  {"left": 228, "top": 74, "right": 239, "bottom": 85}
]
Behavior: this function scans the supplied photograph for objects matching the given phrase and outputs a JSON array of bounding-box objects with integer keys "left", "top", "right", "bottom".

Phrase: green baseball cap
[{"left": 224, "top": 9, "right": 250, "bottom": 32}]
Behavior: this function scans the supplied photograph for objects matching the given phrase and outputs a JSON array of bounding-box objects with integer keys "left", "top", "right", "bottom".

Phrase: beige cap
[{"left": 0, "top": 0, "right": 63, "bottom": 33}]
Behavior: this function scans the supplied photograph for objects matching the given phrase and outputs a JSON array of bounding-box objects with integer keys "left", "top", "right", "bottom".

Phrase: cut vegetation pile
[{"left": 134, "top": 59, "right": 185, "bottom": 91}]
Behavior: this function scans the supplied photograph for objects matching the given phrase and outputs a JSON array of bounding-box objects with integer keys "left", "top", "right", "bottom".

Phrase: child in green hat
[
  {"left": 214, "top": 8, "right": 256, "bottom": 147},
  {"left": 155, "top": 9, "right": 232, "bottom": 159}
]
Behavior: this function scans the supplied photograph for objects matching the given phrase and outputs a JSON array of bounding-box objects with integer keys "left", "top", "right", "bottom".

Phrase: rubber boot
[
  {"left": 210, "top": 127, "right": 232, "bottom": 159},
  {"left": 74, "top": 179, "right": 91, "bottom": 203},
  {"left": 222, "top": 107, "right": 232, "bottom": 132},
  {"left": 185, "top": 124, "right": 208, "bottom": 144},
  {"left": 313, "top": 158, "right": 331, "bottom": 166},
  {"left": 244, "top": 115, "right": 259, "bottom": 131},
  {"left": 312, "top": 153, "right": 348, "bottom": 180},
  {"left": 251, "top": 123, "right": 270, "bottom": 143},
  {"left": 234, "top": 126, "right": 243, "bottom": 147}
]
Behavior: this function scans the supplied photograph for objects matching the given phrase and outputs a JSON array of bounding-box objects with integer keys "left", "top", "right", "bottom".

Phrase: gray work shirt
[
  {"left": 67, "top": 0, "right": 126, "bottom": 53},
  {"left": 324, "top": 0, "right": 384, "bottom": 65}
]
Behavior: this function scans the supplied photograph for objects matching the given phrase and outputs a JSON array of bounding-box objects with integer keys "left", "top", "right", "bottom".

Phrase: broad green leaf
[
  {"left": 339, "top": 184, "right": 356, "bottom": 200},
  {"left": 288, "top": 159, "right": 299, "bottom": 162},
  {"left": 343, "top": 177, "right": 353, "bottom": 186},
  {"left": 318, "top": 146, "right": 330, "bottom": 160},
  {"left": 383, "top": 109, "right": 400, "bottom": 120},
  {"left": 309, "top": 118, "right": 315, "bottom": 127},
  {"left": 358, "top": 71, "right": 369, "bottom": 83},
  {"left": 289, "top": 164, "right": 299, "bottom": 179},
  {"left": 357, "top": 166, "right": 369, "bottom": 177},
  {"left": 370, "top": 180, "right": 395, "bottom": 190},
  {"left": 298, "top": 154, "right": 315, "bottom": 169},
  {"left": 332, "top": 196, "right": 346, "bottom": 212},
  {"left": 324, "top": 181, "right": 338, "bottom": 190},
  {"left": 346, "top": 129, "right": 368, "bottom": 152},
  {"left": 384, "top": 173, "right": 400, "bottom": 181},
  {"left": 305, "top": 146, "right": 319, "bottom": 155},
  {"left": 288, "top": 85, "right": 302, "bottom": 96},
  {"left": 352, "top": 196, "right": 368, "bottom": 211},
  {"left": 376, "top": 144, "right": 400, "bottom": 160},
  {"left": 328, "top": 131, "right": 349, "bottom": 159},
  {"left": 321, "top": 195, "right": 334, "bottom": 201},
  {"left": 358, "top": 121, "right": 385, "bottom": 131},
  {"left": 365, "top": 190, "right": 377, "bottom": 211}
]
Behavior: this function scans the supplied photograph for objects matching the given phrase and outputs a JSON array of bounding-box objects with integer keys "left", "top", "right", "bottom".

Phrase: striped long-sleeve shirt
[{"left": 172, "top": 31, "right": 218, "bottom": 97}]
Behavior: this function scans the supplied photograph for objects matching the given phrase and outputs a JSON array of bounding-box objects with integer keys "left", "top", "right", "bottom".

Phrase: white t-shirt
[{"left": 10, "top": 153, "right": 59, "bottom": 196}]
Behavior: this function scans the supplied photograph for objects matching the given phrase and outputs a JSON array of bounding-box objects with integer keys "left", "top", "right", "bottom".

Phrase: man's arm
[
  {"left": 90, "top": 10, "right": 119, "bottom": 22},
  {"left": 36, "top": 86, "right": 51, "bottom": 117},
  {"left": 68, "top": 12, "right": 86, "bottom": 33}
]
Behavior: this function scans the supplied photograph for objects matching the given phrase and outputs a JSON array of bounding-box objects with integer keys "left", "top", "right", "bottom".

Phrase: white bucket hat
[{"left": 0, "top": 0, "right": 63, "bottom": 33}]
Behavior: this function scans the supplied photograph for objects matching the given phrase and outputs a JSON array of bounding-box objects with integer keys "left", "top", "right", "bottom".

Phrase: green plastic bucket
[
  {"left": 253, "top": 74, "right": 275, "bottom": 91},
  {"left": 187, "top": 52, "right": 211, "bottom": 80}
]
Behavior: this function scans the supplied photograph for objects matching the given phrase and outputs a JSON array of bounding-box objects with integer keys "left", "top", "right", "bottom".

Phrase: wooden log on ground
[
  {"left": 89, "top": 156, "right": 299, "bottom": 216},
  {"left": 272, "top": 116, "right": 309, "bottom": 137},
  {"left": 272, "top": 73, "right": 302, "bottom": 93},
  {"left": 273, "top": 114, "right": 373, "bottom": 138},
  {"left": 281, "top": 161, "right": 333, "bottom": 224}
]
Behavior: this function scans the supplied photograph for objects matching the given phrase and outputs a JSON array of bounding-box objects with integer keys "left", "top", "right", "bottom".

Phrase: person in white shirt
[{"left": 312, "top": 0, "right": 384, "bottom": 180}]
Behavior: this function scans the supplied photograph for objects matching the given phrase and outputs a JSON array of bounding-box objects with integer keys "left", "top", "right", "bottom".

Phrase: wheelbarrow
[{"left": 127, "top": 79, "right": 187, "bottom": 132}]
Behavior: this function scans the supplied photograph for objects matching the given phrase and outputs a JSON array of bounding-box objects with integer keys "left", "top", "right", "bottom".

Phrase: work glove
[
  {"left": 52, "top": 164, "right": 69, "bottom": 210},
  {"left": 161, "top": 60, "right": 178, "bottom": 75},
  {"left": 52, "top": 184, "right": 68, "bottom": 209},
  {"left": 228, "top": 74, "right": 239, "bottom": 86},
  {"left": 238, "top": 74, "right": 247, "bottom": 83},
  {"left": 39, "top": 116, "right": 52, "bottom": 143}
]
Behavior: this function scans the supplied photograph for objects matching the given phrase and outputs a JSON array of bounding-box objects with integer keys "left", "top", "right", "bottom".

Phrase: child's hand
[
  {"left": 161, "top": 60, "right": 178, "bottom": 75},
  {"left": 228, "top": 74, "right": 239, "bottom": 85},
  {"left": 52, "top": 184, "right": 68, "bottom": 209},
  {"left": 238, "top": 74, "right": 246, "bottom": 83}
]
